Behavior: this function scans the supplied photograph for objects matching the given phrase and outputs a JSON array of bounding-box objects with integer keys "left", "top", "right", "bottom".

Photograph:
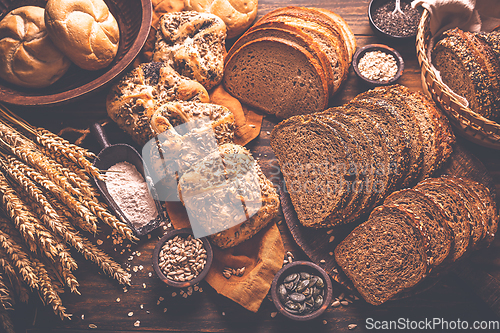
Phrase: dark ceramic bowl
[
  {"left": 0, "top": 0, "right": 151, "bottom": 106},
  {"left": 352, "top": 44, "right": 404, "bottom": 86},
  {"left": 152, "top": 229, "right": 213, "bottom": 288},
  {"left": 368, "top": 0, "right": 422, "bottom": 41},
  {"left": 271, "top": 261, "right": 333, "bottom": 321}
]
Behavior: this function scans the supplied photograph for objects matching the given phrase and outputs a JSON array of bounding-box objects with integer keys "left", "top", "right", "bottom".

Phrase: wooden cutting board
[{"left": 281, "top": 141, "right": 498, "bottom": 301}]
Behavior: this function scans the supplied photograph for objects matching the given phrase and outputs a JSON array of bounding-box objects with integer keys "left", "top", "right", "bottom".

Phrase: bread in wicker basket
[{"left": 416, "top": 9, "right": 500, "bottom": 149}]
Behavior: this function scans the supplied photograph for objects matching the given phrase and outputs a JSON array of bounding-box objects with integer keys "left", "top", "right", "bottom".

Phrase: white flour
[{"left": 105, "top": 162, "right": 158, "bottom": 228}]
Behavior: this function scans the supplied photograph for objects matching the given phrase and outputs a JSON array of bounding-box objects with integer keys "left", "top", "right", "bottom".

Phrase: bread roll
[
  {"left": 0, "top": 6, "right": 70, "bottom": 88},
  {"left": 44, "top": 0, "right": 120, "bottom": 70},
  {"left": 184, "top": 0, "right": 257, "bottom": 39}
]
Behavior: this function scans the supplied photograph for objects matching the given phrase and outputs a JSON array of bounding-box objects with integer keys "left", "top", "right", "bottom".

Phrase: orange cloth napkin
[{"left": 165, "top": 202, "right": 285, "bottom": 312}]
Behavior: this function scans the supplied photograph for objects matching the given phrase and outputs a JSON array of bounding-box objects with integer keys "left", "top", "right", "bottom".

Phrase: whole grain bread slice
[
  {"left": 335, "top": 205, "right": 428, "bottom": 305},
  {"left": 384, "top": 189, "right": 453, "bottom": 271},
  {"left": 414, "top": 179, "right": 472, "bottom": 262},
  {"left": 223, "top": 37, "right": 329, "bottom": 118},
  {"left": 270, "top": 115, "right": 352, "bottom": 227}
]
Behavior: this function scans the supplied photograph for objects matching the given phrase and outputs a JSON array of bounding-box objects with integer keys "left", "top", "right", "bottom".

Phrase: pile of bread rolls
[{"left": 0, "top": 0, "right": 120, "bottom": 88}]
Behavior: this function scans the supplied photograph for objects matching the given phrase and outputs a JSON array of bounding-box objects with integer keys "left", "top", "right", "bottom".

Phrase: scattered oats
[
  {"left": 163, "top": 308, "right": 168, "bottom": 313},
  {"left": 323, "top": 320, "right": 328, "bottom": 325},
  {"left": 348, "top": 324, "right": 357, "bottom": 330},
  {"left": 222, "top": 312, "right": 225, "bottom": 316},
  {"left": 81, "top": 314, "right": 85, "bottom": 320},
  {"left": 107, "top": 235, "right": 111, "bottom": 239},
  {"left": 146, "top": 311, "right": 150, "bottom": 314},
  {"left": 96, "top": 239, "right": 103, "bottom": 245},
  {"left": 123, "top": 288, "right": 128, "bottom": 293},
  {"left": 271, "top": 312, "right": 277, "bottom": 318},
  {"left": 149, "top": 272, "right": 153, "bottom": 277},
  {"left": 120, "top": 249, "right": 125, "bottom": 255},
  {"left": 329, "top": 235, "right": 335, "bottom": 243},
  {"left": 133, "top": 266, "right": 138, "bottom": 272},
  {"left": 182, "top": 293, "right": 188, "bottom": 298},
  {"left": 116, "top": 297, "right": 121, "bottom": 303},
  {"left": 143, "top": 283, "right": 147, "bottom": 289},
  {"left": 329, "top": 252, "right": 334, "bottom": 256},
  {"left": 320, "top": 259, "right": 326, "bottom": 264},
  {"left": 128, "top": 256, "right": 134, "bottom": 261},
  {"left": 128, "top": 311, "right": 133, "bottom": 317},
  {"left": 194, "top": 285, "right": 199, "bottom": 291},
  {"left": 148, "top": 234, "right": 152, "bottom": 239},
  {"left": 172, "top": 292, "right": 177, "bottom": 297},
  {"left": 139, "top": 265, "right": 144, "bottom": 271},
  {"left": 286, "top": 251, "right": 294, "bottom": 259},
  {"left": 157, "top": 300, "right": 161, "bottom": 305},
  {"left": 159, "top": 296, "right": 164, "bottom": 302},
  {"left": 327, "top": 229, "right": 334, "bottom": 234},
  {"left": 199, "top": 288, "right": 203, "bottom": 292},
  {"left": 140, "top": 304, "right": 144, "bottom": 309},
  {"left": 134, "top": 320, "right": 140, "bottom": 327},
  {"left": 167, "top": 223, "right": 172, "bottom": 228},
  {"left": 89, "top": 323, "right": 97, "bottom": 329},
  {"left": 136, "top": 252, "right": 141, "bottom": 257}
]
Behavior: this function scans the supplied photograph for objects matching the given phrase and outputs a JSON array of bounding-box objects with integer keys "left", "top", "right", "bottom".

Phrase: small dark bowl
[
  {"left": 271, "top": 261, "right": 333, "bottom": 321},
  {"left": 152, "top": 229, "right": 213, "bottom": 288},
  {"left": 0, "top": 0, "right": 151, "bottom": 106},
  {"left": 368, "top": 0, "right": 422, "bottom": 41},
  {"left": 352, "top": 44, "right": 404, "bottom": 86}
]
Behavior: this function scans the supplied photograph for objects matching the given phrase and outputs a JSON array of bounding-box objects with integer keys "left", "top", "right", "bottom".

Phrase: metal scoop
[
  {"left": 392, "top": 0, "right": 404, "bottom": 15},
  {"left": 90, "top": 123, "right": 168, "bottom": 237}
]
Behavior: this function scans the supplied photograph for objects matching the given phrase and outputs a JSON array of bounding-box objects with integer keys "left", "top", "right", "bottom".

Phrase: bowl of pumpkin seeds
[{"left": 271, "top": 261, "right": 333, "bottom": 321}]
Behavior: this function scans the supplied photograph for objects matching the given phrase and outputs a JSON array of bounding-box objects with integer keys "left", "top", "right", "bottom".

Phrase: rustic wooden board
[{"left": 281, "top": 140, "right": 496, "bottom": 296}]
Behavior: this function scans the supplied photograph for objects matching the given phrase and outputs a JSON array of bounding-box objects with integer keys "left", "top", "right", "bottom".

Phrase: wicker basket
[{"left": 416, "top": 9, "right": 500, "bottom": 149}]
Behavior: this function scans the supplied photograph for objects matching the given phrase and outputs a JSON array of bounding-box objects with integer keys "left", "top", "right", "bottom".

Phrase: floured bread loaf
[
  {"left": 45, "top": 0, "right": 120, "bottom": 71},
  {"left": 106, "top": 62, "right": 210, "bottom": 145},
  {"left": 178, "top": 143, "right": 279, "bottom": 248},
  {"left": 153, "top": 11, "right": 227, "bottom": 90},
  {"left": 0, "top": 6, "right": 70, "bottom": 88}
]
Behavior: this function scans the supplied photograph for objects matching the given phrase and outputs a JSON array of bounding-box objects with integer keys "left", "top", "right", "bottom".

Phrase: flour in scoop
[{"left": 105, "top": 162, "right": 157, "bottom": 228}]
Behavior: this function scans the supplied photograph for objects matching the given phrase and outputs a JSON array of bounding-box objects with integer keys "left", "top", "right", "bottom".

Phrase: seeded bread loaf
[
  {"left": 335, "top": 205, "right": 428, "bottom": 305},
  {"left": 106, "top": 62, "right": 210, "bottom": 145},
  {"left": 152, "top": 11, "right": 227, "bottom": 90},
  {"left": 224, "top": 37, "right": 329, "bottom": 119}
]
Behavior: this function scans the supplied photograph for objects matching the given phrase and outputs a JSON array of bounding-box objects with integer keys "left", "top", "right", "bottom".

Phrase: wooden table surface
[{"left": 7, "top": 0, "right": 500, "bottom": 332}]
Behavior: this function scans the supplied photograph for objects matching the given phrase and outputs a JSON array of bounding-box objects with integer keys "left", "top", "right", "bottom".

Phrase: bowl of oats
[{"left": 352, "top": 44, "right": 404, "bottom": 86}]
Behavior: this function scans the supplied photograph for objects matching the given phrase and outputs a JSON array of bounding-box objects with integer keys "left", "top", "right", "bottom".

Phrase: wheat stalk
[
  {"left": 83, "top": 199, "right": 136, "bottom": 241},
  {"left": 0, "top": 272, "right": 15, "bottom": 333},
  {"left": 31, "top": 257, "right": 71, "bottom": 320},
  {"left": 5, "top": 156, "right": 98, "bottom": 233}
]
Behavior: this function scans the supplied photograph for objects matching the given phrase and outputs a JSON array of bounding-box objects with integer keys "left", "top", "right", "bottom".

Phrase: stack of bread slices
[
  {"left": 223, "top": 6, "right": 356, "bottom": 119},
  {"left": 270, "top": 84, "right": 455, "bottom": 228},
  {"left": 335, "top": 175, "right": 499, "bottom": 305},
  {"left": 433, "top": 28, "right": 500, "bottom": 120}
]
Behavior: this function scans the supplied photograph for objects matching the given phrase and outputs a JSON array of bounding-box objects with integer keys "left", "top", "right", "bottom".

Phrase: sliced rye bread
[
  {"left": 334, "top": 205, "right": 428, "bottom": 305},
  {"left": 270, "top": 115, "right": 353, "bottom": 228},
  {"left": 440, "top": 175, "right": 486, "bottom": 249},
  {"left": 313, "top": 111, "right": 376, "bottom": 225},
  {"left": 459, "top": 177, "right": 499, "bottom": 246},
  {"left": 384, "top": 189, "right": 453, "bottom": 271},
  {"left": 225, "top": 22, "right": 335, "bottom": 95},
  {"left": 354, "top": 86, "right": 424, "bottom": 187},
  {"left": 223, "top": 37, "right": 329, "bottom": 118},
  {"left": 414, "top": 179, "right": 472, "bottom": 262},
  {"left": 257, "top": 11, "right": 349, "bottom": 94},
  {"left": 433, "top": 28, "right": 497, "bottom": 119},
  {"left": 342, "top": 103, "right": 402, "bottom": 200},
  {"left": 348, "top": 97, "right": 411, "bottom": 187}
]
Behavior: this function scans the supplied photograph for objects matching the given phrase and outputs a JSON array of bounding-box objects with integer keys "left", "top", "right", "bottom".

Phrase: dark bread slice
[
  {"left": 335, "top": 205, "right": 428, "bottom": 305},
  {"left": 476, "top": 31, "right": 500, "bottom": 60},
  {"left": 440, "top": 175, "right": 485, "bottom": 249},
  {"left": 314, "top": 111, "right": 376, "bottom": 225},
  {"left": 349, "top": 97, "right": 411, "bottom": 187},
  {"left": 384, "top": 189, "right": 453, "bottom": 270},
  {"left": 257, "top": 10, "right": 348, "bottom": 93},
  {"left": 342, "top": 104, "right": 400, "bottom": 201},
  {"left": 433, "top": 28, "right": 497, "bottom": 119},
  {"left": 225, "top": 22, "right": 334, "bottom": 95},
  {"left": 355, "top": 86, "right": 424, "bottom": 187},
  {"left": 270, "top": 115, "right": 352, "bottom": 228},
  {"left": 459, "top": 177, "right": 498, "bottom": 246},
  {"left": 223, "top": 37, "right": 329, "bottom": 118},
  {"left": 414, "top": 179, "right": 472, "bottom": 262}
]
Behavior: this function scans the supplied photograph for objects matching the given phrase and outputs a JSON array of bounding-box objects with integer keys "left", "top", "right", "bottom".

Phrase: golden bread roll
[
  {"left": 44, "top": 0, "right": 120, "bottom": 70},
  {"left": 184, "top": 0, "right": 257, "bottom": 39},
  {"left": 0, "top": 6, "right": 71, "bottom": 88}
]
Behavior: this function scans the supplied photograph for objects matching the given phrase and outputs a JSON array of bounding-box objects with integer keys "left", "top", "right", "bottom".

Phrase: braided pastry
[
  {"left": 106, "top": 62, "right": 209, "bottom": 145},
  {"left": 152, "top": 11, "right": 227, "bottom": 90}
]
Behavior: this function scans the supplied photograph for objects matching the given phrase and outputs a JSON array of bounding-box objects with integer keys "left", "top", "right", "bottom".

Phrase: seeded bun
[
  {"left": 0, "top": 6, "right": 71, "bottom": 88},
  {"left": 44, "top": 0, "right": 120, "bottom": 70}
]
